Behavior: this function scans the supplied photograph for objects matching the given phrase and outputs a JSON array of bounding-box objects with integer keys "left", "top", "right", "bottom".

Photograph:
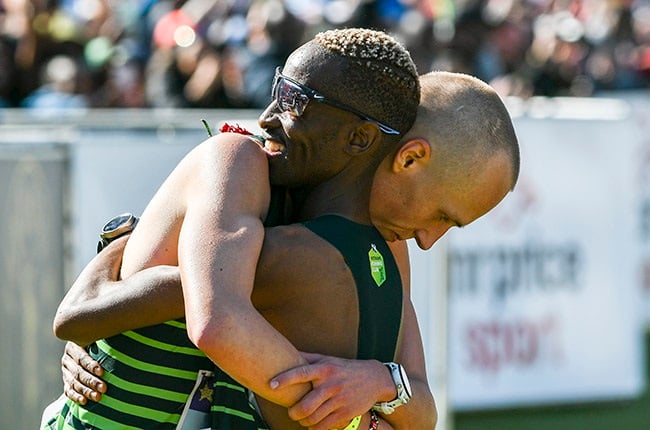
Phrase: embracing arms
[
  {"left": 56, "top": 236, "right": 436, "bottom": 429},
  {"left": 54, "top": 236, "right": 184, "bottom": 346},
  {"left": 54, "top": 135, "right": 436, "bottom": 428}
]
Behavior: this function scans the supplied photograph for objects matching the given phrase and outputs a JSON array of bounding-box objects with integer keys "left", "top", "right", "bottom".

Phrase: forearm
[
  {"left": 381, "top": 316, "right": 437, "bottom": 429},
  {"left": 381, "top": 378, "right": 436, "bottom": 429},
  {"left": 193, "top": 301, "right": 311, "bottom": 406},
  {"left": 55, "top": 267, "right": 185, "bottom": 345},
  {"left": 384, "top": 241, "right": 437, "bottom": 428},
  {"left": 54, "top": 238, "right": 185, "bottom": 345},
  {"left": 352, "top": 361, "right": 435, "bottom": 429}
]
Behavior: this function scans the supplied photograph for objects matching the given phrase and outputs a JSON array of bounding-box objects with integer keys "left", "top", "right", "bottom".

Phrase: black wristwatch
[{"left": 96, "top": 212, "right": 139, "bottom": 253}]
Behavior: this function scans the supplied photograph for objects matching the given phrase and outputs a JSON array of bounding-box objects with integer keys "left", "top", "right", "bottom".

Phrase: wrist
[
  {"left": 374, "top": 360, "right": 398, "bottom": 402},
  {"left": 372, "top": 362, "right": 412, "bottom": 415}
]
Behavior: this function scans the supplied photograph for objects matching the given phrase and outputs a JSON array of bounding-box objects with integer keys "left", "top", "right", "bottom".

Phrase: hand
[
  {"left": 61, "top": 342, "right": 106, "bottom": 404},
  {"left": 270, "top": 352, "right": 393, "bottom": 430}
]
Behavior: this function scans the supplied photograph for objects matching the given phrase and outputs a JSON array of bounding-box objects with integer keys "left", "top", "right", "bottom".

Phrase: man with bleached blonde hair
[
  {"left": 47, "top": 26, "right": 424, "bottom": 430},
  {"left": 52, "top": 71, "right": 518, "bottom": 430}
]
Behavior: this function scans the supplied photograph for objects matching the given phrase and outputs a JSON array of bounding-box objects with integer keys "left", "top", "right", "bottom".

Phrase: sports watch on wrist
[
  {"left": 96, "top": 212, "right": 139, "bottom": 253},
  {"left": 372, "top": 362, "right": 412, "bottom": 415}
]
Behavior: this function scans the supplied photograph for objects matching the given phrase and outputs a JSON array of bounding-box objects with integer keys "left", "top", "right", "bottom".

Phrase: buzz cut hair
[
  {"left": 418, "top": 71, "right": 520, "bottom": 188},
  {"left": 312, "top": 28, "right": 420, "bottom": 141}
]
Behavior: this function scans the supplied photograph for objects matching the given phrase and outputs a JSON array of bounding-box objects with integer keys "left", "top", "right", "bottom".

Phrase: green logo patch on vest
[{"left": 368, "top": 244, "right": 386, "bottom": 287}]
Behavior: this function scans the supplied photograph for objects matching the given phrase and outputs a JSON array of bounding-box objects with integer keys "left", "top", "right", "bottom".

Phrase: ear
[
  {"left": 391, "top": 138, "right": 431, "bottom": 173},
  {"left": 344, "top": 122, "right": 382, "bottom": 155}
]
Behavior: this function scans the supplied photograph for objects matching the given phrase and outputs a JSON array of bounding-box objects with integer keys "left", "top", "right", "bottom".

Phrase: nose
[
  {"left": 258, "top": 101, "right": 281, "bottom": 129},
  {"left": 414, "top": 226, "right": 451, "bottom": 250}
]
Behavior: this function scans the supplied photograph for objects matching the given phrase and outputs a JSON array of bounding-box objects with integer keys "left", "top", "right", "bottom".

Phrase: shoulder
[
  {"left": 263, "top": 224, "right": 329, "bottom": 257},
  {"left": 168, "top": 132, "right": 271, "bottom": 219},
  {"left": 260, "top": 224, "right": 348, "bottom": 275},
  {"left": 189, "top": 133, "right": 267, "bottom": 167},
  {"left": 180, "top": 133, "right": 270, "bottom": 189}
]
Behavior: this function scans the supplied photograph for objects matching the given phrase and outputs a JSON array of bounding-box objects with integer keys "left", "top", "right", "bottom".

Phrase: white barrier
[{"left": 0, "top": 140, "right": 68, "bottom": 429}]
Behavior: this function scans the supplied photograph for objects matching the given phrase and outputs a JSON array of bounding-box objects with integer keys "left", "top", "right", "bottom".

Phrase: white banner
[
  {"left": 441, "top": 106, "right": 645, "bottom": 410},
  {"left": 630, "top": 96, "right": 650, "bottom": 326}
]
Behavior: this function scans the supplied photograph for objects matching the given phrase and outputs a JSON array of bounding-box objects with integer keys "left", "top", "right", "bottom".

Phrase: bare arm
[
  {"left": 383, "top": 240, "right": 438, "bottom": 429},
  {"left": 57, "top": 236, "right": 433, "bottom": 429},
  {"left": 273, "top": 300, "right": 436, "bottom": 430},
  {"left": 53, "top": 236, "right": 184, "bottom": 346},
  {"left": 167, "top": 138, "right": 311, "bottom": 406},
  {"left": 55, "top": 240, "right": 423, "bottom": 429},
  {"left": 57, "top": 137, "right": 311, "bottom": 409},
  {"left": 385, "top": 297, "right": 437, "bottom": 429},
  {"left": 53, "top": 138, "right": 433, "bottom": 426}
]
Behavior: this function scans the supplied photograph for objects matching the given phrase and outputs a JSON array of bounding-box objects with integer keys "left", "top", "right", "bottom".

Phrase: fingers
[
  {"left": 65, "top": 342, "right": 103, "bottom": 377},
  {"left": 287, "top": 386, "right": 330, "bottom": 421},
  {"left": 63, "top": 342, "right": 104, "bottom": 376},
  {"left": 295, "top": 400, "right": 356, "bottom": 430},
  {"left": 79, "top": 353, "right": 104, "bottom": 379},
  {"left": 62, "top": 365, "right": 96, "bottom": 404},
  {"left": 61, "top": 343, "right": 107, "bottom": 404},
  {"left": 296, "top": 400, "right": 337, "bottom": 430},
  {"left": 63, "top": 383, "right": 87, "bottom": 404},
  {"left": 270, "top": 364, "right": 315, "bottom": 390},
  {"left": 273, "top": 357, "right": 385, "bottom": 429}
]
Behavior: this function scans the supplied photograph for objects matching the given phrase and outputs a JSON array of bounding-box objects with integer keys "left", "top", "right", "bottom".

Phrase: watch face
[{"left": 102, "top": 213, "right": 134, "bottom": 234}]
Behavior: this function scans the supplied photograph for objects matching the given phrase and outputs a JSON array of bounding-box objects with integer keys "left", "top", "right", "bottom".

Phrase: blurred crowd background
[{"left": 0, "top": 0, "right": 648, "bottom": 110}]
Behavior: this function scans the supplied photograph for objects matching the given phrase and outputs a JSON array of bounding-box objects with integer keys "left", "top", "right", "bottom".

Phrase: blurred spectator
[
  {"left": 21, "top": 54, "right": 88, "bottom": 108},
  {"left": 0, "top": 0, "right": 647, "bottom": 110}
]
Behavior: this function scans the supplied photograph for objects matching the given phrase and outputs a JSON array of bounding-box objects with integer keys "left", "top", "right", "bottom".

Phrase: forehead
[{"left": 282, "top": 45, "right": 342, "bottom": 93}]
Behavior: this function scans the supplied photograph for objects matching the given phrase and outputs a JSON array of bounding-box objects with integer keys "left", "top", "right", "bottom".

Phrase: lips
[{"left": 261, "top": 133, "right": 286, "bottom": 157}]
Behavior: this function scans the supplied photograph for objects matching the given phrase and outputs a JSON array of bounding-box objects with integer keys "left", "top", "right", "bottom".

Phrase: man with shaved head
[{"left": 47, "top": 31, "right": 519, "bottom": 430}]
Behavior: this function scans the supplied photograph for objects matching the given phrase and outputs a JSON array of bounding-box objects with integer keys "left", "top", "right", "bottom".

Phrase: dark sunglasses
[{"left": 271, "top": 67, "right": 401, "bottom": 135}]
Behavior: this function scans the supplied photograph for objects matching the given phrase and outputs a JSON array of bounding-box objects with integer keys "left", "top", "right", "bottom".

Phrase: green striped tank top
[{"left": 51, "top": 319, "right": 213, "bottom": 429}]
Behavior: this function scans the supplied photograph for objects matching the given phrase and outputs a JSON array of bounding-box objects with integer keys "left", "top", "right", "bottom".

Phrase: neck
[{"left": 292, "top": 174, "right": 374, "bottom": 225}]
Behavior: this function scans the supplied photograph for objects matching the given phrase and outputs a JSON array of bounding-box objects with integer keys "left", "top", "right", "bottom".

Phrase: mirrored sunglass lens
[{"left": 276, "top": 79, "right": 308, "bottom": 116}]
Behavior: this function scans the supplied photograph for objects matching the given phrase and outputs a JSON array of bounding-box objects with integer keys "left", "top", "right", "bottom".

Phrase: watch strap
[{"left": 372, "top": 362, "right": 411, "bottom": 415}]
